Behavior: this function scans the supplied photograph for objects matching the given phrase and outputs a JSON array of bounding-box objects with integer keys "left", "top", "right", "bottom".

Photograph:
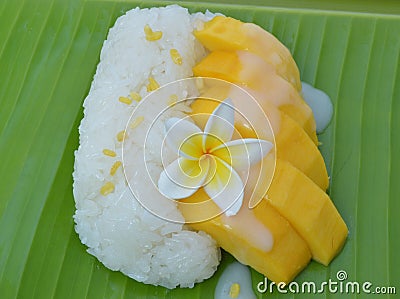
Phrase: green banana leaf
[{"left": 1, "top": 0, "right": 399, "bottom": 298}]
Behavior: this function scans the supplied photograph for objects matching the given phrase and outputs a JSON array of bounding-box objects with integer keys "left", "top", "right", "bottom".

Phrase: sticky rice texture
[{"left": 73, "top": 5, "right": 220, "bottom": 289}]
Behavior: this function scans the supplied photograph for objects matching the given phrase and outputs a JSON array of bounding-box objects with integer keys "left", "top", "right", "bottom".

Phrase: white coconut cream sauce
[
  {"left": 222, "top": 207, "right": 274, "bottom": 252},
  {"left": 301, "top": 82, "right": 333, "bottom": 133},
  {"left": 215, "top": 262, "right": 257, "bottom": 299}
]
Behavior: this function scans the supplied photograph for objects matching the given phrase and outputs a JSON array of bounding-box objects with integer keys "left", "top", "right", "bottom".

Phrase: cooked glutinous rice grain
[{"left": 73, "top": 5, "right": 221, "bottom": 289}]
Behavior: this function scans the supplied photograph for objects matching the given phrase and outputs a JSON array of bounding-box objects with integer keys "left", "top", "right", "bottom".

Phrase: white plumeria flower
[{"left": 158, "top": 99, "right": 273, "bottom": 216}]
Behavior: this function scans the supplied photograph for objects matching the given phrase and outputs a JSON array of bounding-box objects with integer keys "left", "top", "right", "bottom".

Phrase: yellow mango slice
[
  {"left": 190, "top": 90, "right": 329, "bottom": 190},
  {"left": 194, "top": 16, "right": 301, "bottom": 91},
  {"left": 178, "top": 87, "right": 347, "bottom": 281},
  {"left": 182, "top": 188, "right": 311, "bottom": 284},
  {"left": 193, "top": 50, "right": 317, "bottom": 144},
  {"left": 187, "top": 15, "right": 348, "bottom": 278},
  {"left": 267, "top": 158, "right": 348, "bottom": 265}
]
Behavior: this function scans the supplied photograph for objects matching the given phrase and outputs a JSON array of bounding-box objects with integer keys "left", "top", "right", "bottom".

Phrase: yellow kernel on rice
[
  {"left": 168, "top": 94, "right": 179, "bottom": 106},
  {"left": 169, "top": 94, "right": 178, "bottom": 101},
  {"left": 229, "top": 283, "right": 240, "bottom": 298},
  {"left": 118, "top": 96, "right": 132, "bottom": 105},
  {"left": 146, "top": 76, "right": 160, "bottom": 92},
  {"left": 100, "top": 181, "right": 115, "bottom": 196},
  {"left": 102, "top": 149, "right": 116, "bottom": 157},
  {"left": 110, "top": 161, "right": 122, "bottom": 176},
  {"left": 116, "top": 130, "right": 127, "bottom": 142},
  {"left": 170, "top": 49, "right": 182, "bottom": 65},
  {"left": 130, "top": 92, "right": 142, "bottom": 102},
  {"left": 144, "top": 24, "right": 163, "bottom": 41},
  {"left": 130, "top": 116, "right": 144, "bottom": 129}
]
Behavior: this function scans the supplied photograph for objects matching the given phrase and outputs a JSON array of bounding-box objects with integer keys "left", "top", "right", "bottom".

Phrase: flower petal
[
  {"left": 203, "top": 98, "right": 235, "bottom": 152},
  {"left": 158, "top": 157, "right": 210, "bottom": 199},
  {"left": 212, "top": 138, "right": 273, "bottom": 171},
  {"left": 204, "top": 157, "right": 244, "bottom": 216},
  {"left": 164, "top": 117, "right": 203, "bottom": 160}
]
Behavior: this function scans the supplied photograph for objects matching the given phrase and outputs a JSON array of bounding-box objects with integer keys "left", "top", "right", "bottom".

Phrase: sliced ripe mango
[
  {"left": 182, "top": 188, "right": 311, "bottom": 284},
  {"left": 181, "top": 86, "right": 347, "bottom": 280},
  {"left": 188, "top": 14, "right": 347, "bottom": 280},
  {"left": 191, "top": 91, "right": 329, "bottom": 190},
  {"left": 194, "top": 16, "right": 301, "bottom": 91},
  {"left": 274, "top": 112, "right": 328, "bottom": 190},
  {"left": 193, "top": 50, "right": 317, "bottom": 144},
  {"left": 267, "top": 158, "right": 348, "bottom": 265}
]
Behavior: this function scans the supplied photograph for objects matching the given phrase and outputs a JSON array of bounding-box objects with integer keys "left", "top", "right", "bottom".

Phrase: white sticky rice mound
[{"left": 73, "top": 5, "right": 221, "bottom": 289}]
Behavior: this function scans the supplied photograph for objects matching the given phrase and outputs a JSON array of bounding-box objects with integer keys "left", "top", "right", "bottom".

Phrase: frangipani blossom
[{"left": 158, "top": 99, "right": 273, "bottom": 216}]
